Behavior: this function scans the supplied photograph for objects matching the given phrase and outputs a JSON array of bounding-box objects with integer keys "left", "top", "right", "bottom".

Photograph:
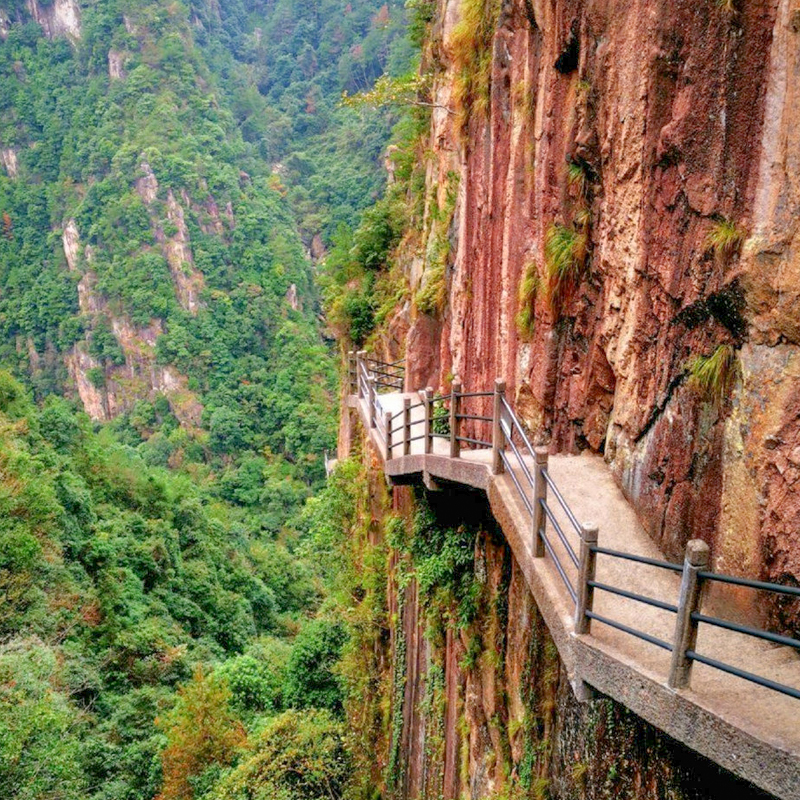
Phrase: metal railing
[{"left": 346, "top": 354, "right": 800, "bottom": 702}]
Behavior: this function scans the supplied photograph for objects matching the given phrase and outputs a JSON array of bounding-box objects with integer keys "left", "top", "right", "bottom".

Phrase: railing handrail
[{"left": 346, "top": 363, "right": 800, "bottom": 703}]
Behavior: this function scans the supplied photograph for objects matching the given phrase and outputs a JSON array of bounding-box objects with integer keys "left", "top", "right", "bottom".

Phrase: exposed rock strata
[
  {"left": 0, "top": 146, "right": 18, "bottom": 178},
  {"left": 25, "top": 0, "right": 80, "bottom": 40},
  {"left": 395, "top": 0, "right": 798, "bottom": 596},
  {"left": 60, "top": 221, "right": 202, "bottom": 426}
]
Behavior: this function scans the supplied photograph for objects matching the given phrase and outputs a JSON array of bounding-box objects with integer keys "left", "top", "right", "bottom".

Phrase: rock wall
[
  {"left": 60, "top": 199, "right": 204, "bottom": 426},
  {"left": 25, "top": 0, "right": 81, "bottom": 40},
  {"left": 354, "top": 440, "right": 770, "bottom": 800},
  {"left": 397, "top": 0, "right": 800, "bottom": 593}
]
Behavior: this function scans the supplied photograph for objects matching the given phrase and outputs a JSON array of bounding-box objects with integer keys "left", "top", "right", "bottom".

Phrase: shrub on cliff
[{"left": 213, "top": 709, "right": 351, "bottom": 800}]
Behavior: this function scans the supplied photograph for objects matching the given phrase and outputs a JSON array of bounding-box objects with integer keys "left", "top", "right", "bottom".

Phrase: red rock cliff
[{"left": 396, "top": 0, "right": 800, "bottom": 596}]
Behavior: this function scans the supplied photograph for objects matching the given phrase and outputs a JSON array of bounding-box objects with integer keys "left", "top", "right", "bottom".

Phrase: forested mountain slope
[{"left": 0, "top": 0, "right": 411, "bottom": 797}]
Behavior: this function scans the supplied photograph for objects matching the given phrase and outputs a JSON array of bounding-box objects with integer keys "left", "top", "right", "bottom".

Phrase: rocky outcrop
[
  {"left": 392, "top": 0, "right": 800, "bottom": 591},
  {"left": 134, "top": 162, "right": 207, "bottom": 314},
  {"left": 0, "top": 147, "right": 18, "bottom": 178},
  {"left": 108, "top": 49, "right": 126, "bottom": 80},
  {"left": 61, "top": 222, "right": 203, "bottom": 427},
  {"left": 160, "top": 190, "right": 205, "bottom": 314},
  {"left": 62, "top": 219, "right": 81, "bottom": 270},
  {"left": 25, "top": 0, "right": 80, "bottom": 40}
]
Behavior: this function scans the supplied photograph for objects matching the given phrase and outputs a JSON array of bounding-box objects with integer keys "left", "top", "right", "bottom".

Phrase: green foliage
[
  {"left": 157, "top": 667, "right": 246, "bottom": 800},
  {"left": 686, "top": 344, "right": 740, "bottom": 406},
  {"left": 432, "top": 399, "right": 451, "bottom": 435},
  {"left": 705, "top": 217, "right": 745, "bottom": 260},
  {"left": 214, "top": 709, "right": 352, "bottom": 800},
  {"left": 544, "top": 223, "right": 587, "bottom": 313},
  {"left": 217, "top": 640, "right": 292, "bottom": 715},
  {"left": 284, "top": 619, "right": 348, "bottom": 713},
  {"left": 322, "top": 193, "right": 407, "bottom": 343},
  {"left": 450, "top": 0, "right": 502, "bottom": 131},
  {"left": 516, "top": 261, "right": 540, "bottom": 338},
  {"left": 0, "top": 641, "right": 87, "bottom": 800},
  {"left": 415, "top": 258, "right": 447, "bottom": 316},
  {"left": 0, "top": 1, "right": 417, "bottom": 798}
]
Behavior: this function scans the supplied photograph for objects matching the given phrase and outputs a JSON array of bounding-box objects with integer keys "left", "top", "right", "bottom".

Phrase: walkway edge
[{"left": 353, "top": 402, "right": 800, "bottom": 800}]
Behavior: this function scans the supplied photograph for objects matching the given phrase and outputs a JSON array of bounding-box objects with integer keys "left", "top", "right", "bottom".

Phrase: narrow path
[{"left": 350, "top": 389, "right": 800, "bottom": 800}]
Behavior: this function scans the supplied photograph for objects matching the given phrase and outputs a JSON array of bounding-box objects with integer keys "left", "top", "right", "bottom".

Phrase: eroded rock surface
[
  {"left": 398, "top": 0, "right": 798, "bottom": 590},
  {"left": 26, "top": 0, "right": 81, "bottom": 40}
]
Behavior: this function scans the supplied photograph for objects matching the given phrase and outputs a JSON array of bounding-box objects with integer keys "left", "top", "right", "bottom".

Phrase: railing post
[
  {"left": 347, "top": 350, "right": 356, "bottom": 394},
  {"left": 574, "top": 523, "right": 599, "bottom": 633},
  {"left": 368, "top": 376, "right": 377, "bottom": 429},
  {"left": 357, "top": 350, "right": 367, "bottom": 398},
  {"left": 449, "top": 378, "right": 462, "bottom": 458},
  {"left": 403, "top": 397, "right": 411, "bottom": 456},
  {"left": 384, "top": 409, "right": 393, "bottom": 456},
  {"left": 491, "top": 379, "right": 506, "bottom": 475},
  {"left": 668, "top": 539, "right": 710, "bottom": 690},
  {"left": 424, "top": 387, "right": 434, "bottom": 455},
  {"left": 532, "top": 447, "right": 549, "bottom": 557}
]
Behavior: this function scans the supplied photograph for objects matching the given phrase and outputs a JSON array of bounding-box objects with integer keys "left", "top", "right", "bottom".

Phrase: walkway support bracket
[
  {"left": 450, "top": 378, "right": 462, "bottom": 458},
  {"left": 533, "top": 447, "right": 549, "bottom": 557},
  {"left": 492, "top": 379, "right": 506, "bottom": 475},
  {"left": 575, "top": 523, "right": 599, "bottom": 633},
  {"left": 668, "top": 539, "right": 710, "bottom": 689}
]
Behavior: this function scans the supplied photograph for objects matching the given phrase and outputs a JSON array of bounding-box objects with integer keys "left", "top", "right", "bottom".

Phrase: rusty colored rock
[{"left": 394, "top": 0, "right": 800, "bottom": 594}]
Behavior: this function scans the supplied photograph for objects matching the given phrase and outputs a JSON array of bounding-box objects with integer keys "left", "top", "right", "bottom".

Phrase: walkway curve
[{"left": 344, "top": 367, "right": 800, "bottom": 800}]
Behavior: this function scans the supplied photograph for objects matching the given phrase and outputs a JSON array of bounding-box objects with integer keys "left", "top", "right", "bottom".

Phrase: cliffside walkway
[{"left": 344, "top": 352, "right": 800, "bottom": 800}]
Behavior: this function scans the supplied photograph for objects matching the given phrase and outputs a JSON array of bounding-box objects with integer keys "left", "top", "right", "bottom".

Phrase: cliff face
[
  {"left": 345, "top": 429, "right": 768, "bottom": 800},
  {"left": 59, "top": 164, "right": 208, "bottom": 426},
  {"left": 397, "top": 0, "right": 800, "bottom": 592}
]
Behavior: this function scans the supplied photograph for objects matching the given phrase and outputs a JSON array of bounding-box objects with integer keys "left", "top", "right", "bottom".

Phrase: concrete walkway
[{"left": 351, "top": 390, "right": 800, "bottom": 800}]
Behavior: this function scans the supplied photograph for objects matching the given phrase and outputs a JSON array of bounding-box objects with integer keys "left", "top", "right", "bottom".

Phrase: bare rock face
[
  {"left": 108, "top": 49, "right": 126, "bottom": 80},
  {"left": 0, "top": 9, "right": 9, "bottom": 39},
  {"left": 134, "top": 161, "right": 206, "bottom": 314},
  {"left": 135, "top": 160, "right": 159, "bottom": 206},
  {"left": 60, "top": 222, "right": 203, "bottom": 427},
  {"left": 396, "top": 0, "right": 800, "bottom": 587},
  {"left": 0, "top": 147, "right": 17, "bottom": 178},
  {"left": 285, "top": 283, "right": 300, "bottom": 311},
  {"left": 25, "top": 0, "right": 81, "bottom": 40},
  {"left": 161, "top": 190, "right": 205, "bottom": 314},
  {"left": 62, "top": 220, "right": 81, "bottom": 271}
]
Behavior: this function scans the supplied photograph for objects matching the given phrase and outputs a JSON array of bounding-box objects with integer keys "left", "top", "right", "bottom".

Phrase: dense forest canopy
[{"left": 0, "top": 0, "right": 418, "bottom": 797}]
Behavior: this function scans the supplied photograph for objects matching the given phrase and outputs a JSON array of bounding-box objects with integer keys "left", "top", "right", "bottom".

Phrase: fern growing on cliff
[
  {"left": 544, "top": 224, "right": 587, "bottom": 312},
  {"left": 687, "top": 344, "right": 740, "bottom": 406}
]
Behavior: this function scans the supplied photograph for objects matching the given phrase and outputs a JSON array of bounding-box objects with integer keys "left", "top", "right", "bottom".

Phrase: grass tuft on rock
[
  {"left": 516, "top": 261, "right": 540, "bottom": 338},
  {"left": 544, "top": 224, "right": 587, "bottom": 312},
  {"left": 687, "top": 344, "right": 740, "bottom": 406},
  {"left": 705, "top": 217, "right": 745, "bottom": 260}
]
